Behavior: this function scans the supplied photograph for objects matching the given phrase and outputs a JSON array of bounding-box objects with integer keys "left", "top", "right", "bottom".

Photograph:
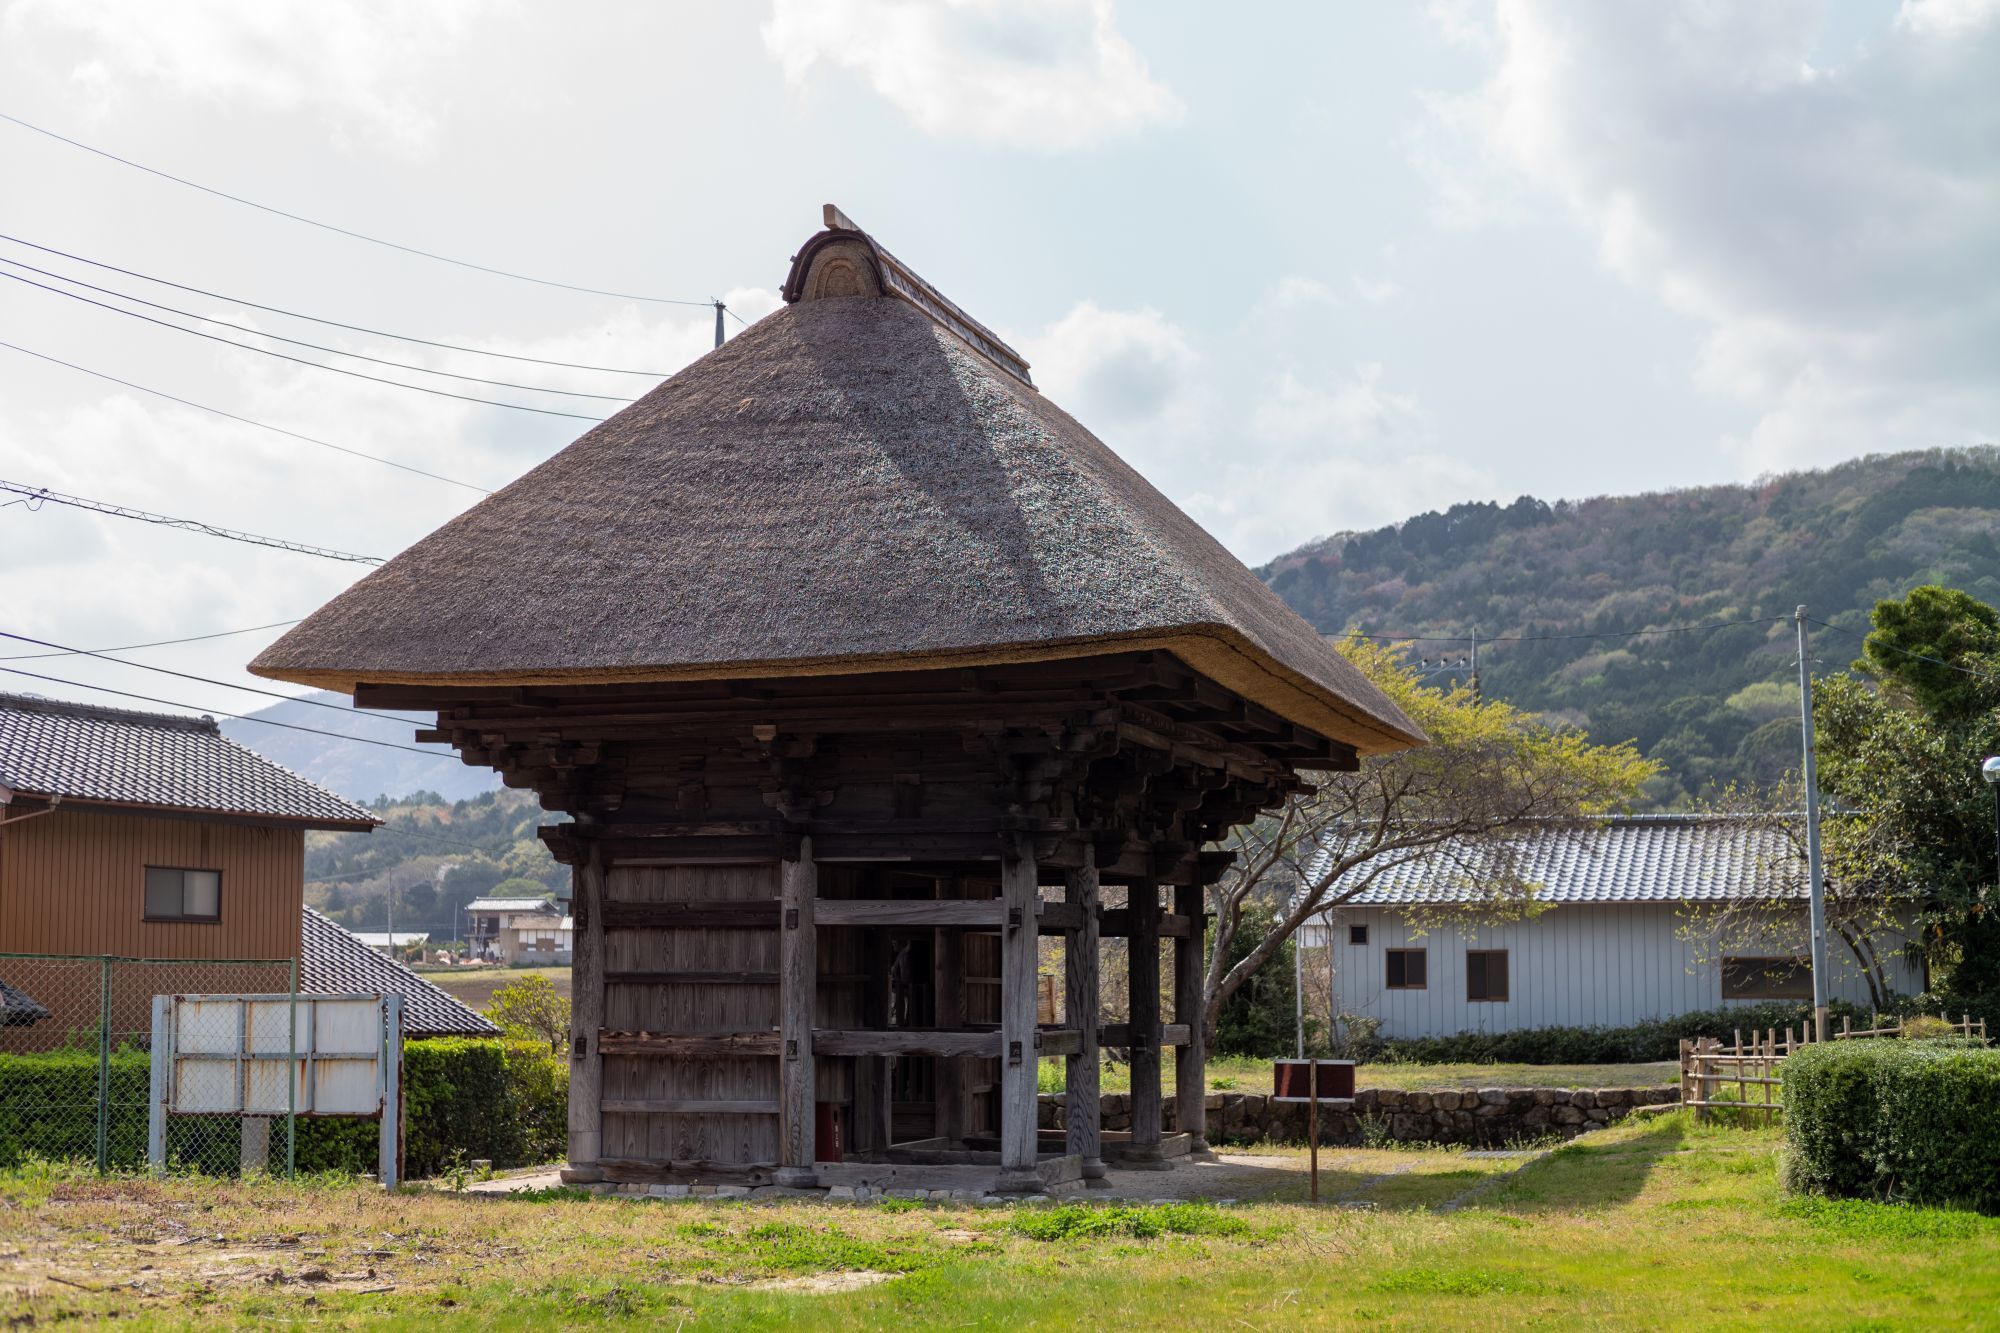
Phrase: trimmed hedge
[
  {"left": 0, "top": 1038, "right": 565, "bottom": 1179},
  {"left": 1373, "top": 1000, "right": 1869, "bottom": 1066},
  {"left": 1783, "top": 1039, "right": 2000, "bottom": 1212}
]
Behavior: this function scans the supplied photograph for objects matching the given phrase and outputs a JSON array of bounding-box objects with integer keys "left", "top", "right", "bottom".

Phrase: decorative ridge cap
[
  {"left": 0, "top": 690, "right": 219, "bottom": 734},
  {"left": 781, "top": 203, "right": 1033, "bottom": 387}
]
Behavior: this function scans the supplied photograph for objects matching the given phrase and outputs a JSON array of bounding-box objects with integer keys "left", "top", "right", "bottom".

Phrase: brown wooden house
[
  {"left": 252, "top": 206, "right": 1424, "bottom": 1195},
  {"left": 0, "top": 692, "right": 494, "bottom": 1041}
]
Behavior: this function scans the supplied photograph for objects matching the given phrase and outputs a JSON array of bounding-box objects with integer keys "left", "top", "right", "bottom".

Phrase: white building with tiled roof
[{"left": 1300, "top": 815, "right": 1925, "bottom": 1039}]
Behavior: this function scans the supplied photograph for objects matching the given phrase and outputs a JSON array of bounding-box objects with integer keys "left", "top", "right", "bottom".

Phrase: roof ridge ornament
[{"left": 783, "top": 203, "right": 1034, "bottom": 387}]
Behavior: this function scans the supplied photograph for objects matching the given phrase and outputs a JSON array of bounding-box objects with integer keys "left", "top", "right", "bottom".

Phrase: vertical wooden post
[
  {"left": 1173, "top": 881, "right": 1209, "bottom": 1154},
  {"left": 933, "top": 915, "right": 966, "bottom": 1145},
  {"left": 997, "top": 836, "right": 1043, "bottom": 1190},
  {"left": 777, "top": 837, "right": 818, "bottom": 1187},
  {"left": 854, "top": 928, "right": 889, "bottom": 1157},
  {"left": 1064, "top": 848, "right": 1103, "bottom": 1179},
  {"left": 562, "top": 842, "right": 607, "bottom": 1183},
  {"left": 1128, "top": 878, "right": 1163, "bottom": 1156}
]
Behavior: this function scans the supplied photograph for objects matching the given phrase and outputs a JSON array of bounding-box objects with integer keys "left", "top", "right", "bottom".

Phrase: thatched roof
[{"left": 252, "top": 211, "right": 1422, "bottom": 755}]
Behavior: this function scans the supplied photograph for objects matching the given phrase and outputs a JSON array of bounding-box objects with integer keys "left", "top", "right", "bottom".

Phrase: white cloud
[
  {"left": 3, "top": 0, "right": 493, "bottom": 152},
  {"left": 761, "top": 0, "right": 1181, "bottom": 149},
  {"left": 1421, "top": 0, "right": 2000, "bottom": 472},
  {"left": 1023, "top": 300, "right": 1198, "bottom": 428}
]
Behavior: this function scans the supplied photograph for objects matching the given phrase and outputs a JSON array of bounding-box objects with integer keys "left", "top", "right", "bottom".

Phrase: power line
[
  {"left": 0, "top": 231, "right": 676, "bottom": 377},
  {"left": 1350, "top": 616, "right": 1788, "bottom": 645},
  {"left": 0, "top": 252, "right": 632, "bottom": 402},
  {"left": 0, "top": 665, "right": 447, "bottom": 757},
  {"left": 0, "top": 618, "right": 303, "bottom": 662},
  {"left": 1, "top": 267, "right": 607, "bottom": 421},
  {"left": 0, "top": 109, "right": 721, "bottom": 309},
  {"left": 1807, "top": 617, "right": 2000, "bottom": 684},
  {"left": 0, "top": 339, "right": 491, "bottom": 494},
  {"left": 0, "top": 627, "right": 413, "bottom": 726},
  {"left": 1, "top": 480, "right": 383, "bottom": 565}
]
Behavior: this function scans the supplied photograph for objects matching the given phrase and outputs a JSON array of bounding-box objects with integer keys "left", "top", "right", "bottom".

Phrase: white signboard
[{"left": 149, "top": 993, "right": 404, "bottom": 1186}]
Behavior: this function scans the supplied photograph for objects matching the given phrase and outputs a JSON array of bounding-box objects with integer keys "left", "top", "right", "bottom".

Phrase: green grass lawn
[
  {"left": 1040, "top": 1053, "right": 1677, "bottom": 1095},
  {"left": 5, "top": 1113, "right": 1994, "bottom": 1327}
]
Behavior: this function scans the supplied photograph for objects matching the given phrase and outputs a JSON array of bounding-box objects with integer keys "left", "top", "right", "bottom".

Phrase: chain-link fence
[{"left": 0, "top": 953, "right": 296, "bottom": 1174}]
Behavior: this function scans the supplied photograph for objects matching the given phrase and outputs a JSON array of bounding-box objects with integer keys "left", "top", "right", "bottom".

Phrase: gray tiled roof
[
  {"left": 0, "top": 692, "right": 374, "bottom": 828},
  {"left": 301, "top": 909, "right": 499, "bottom": 1038},
  {"left": 1312, "top": 814, "right": 1803, "bottom": 907}
]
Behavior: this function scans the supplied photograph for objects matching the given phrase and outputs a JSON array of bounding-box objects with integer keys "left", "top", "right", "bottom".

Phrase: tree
[
  {"left": 1201, "top": 639, "right": 1657, "bottom": 1039},
  {"left": 488, "top": 974, "right": 571, "bottom": 1053},
  {"left": 1813, "top": 585, "right": 2000, "bottom": 1024}
]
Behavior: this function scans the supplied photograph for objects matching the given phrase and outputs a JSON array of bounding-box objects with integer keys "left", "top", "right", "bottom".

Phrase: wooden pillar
[
  {"left": 1128, "top": 877, "right": 1162, "bottom": 1156},
  {"left": 854, "top": 929, "right": 889, "bottom": 1157},
  {"left": 1064, "top": 848, "right": 1103, "bottom": 1178},
  {"left": 776, "top": 837, "right": 817, "bottom": 1187},
  {"left": 997, "top": 835, "right": 1041, "bottom": 1189},
  {"left": 562, "top": 843, "right": 607, "bottom": 1183},
  {"left": 933, "top": 918, "right": 966, "bottom": 1144},
  {"left": 1174, "top": 882, "right": 1209, "bottom": 1154}
]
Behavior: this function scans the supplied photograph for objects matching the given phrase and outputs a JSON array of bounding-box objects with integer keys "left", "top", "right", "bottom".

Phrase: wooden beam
[
  {"left": 1100, "top": 1023, "right": 1192, "bottom": 1049},
  {"left": 601, "top": 1099, "right": 778, "bottom": 1116},
  {"left": 605, "top": 971, "right": 778, "bottom": 986},
  {"left": 776, "top": 840, "right": 816, "bottom": 1188},
  {"left": 1063, "top": 848, "right": 1103, "bottom": 1179},
  {"left": 598, "top": 1031, "right": 781, "bottom": 1057},
  {"left": 601, "top": 900, "right": 780, "bottom": 929},
  {"left": 811, "top": 1029, "right": 1000, "bottom": 1058},
  {"left": 1127, "top": 880, "right": 1163, "bottom": 1156},
  {"left": 1174, "top": 882, "right": 1209, "bottom": 1153},
  {"left": 1098, "top": 909, "right": 1193, "bottom": 939},
  {"left": 815, "top": 899, "right": 1006, "bottom": 928},
  {"left": 997, "top": 834, "right": 1041, "bottom": 1189},
  {"left": 563, "top": 843, "right": 607, "bottom": 1184},
  {"left": 1035, "top": 1028, "right": 1083, "bottom": 1057}
]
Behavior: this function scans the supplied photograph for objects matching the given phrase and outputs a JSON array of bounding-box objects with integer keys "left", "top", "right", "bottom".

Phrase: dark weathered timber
[
  {"left": 1034, "top": 1029, "right": 1082, "bottom": 1057},
  {"left": 601, "top": 1098, "right": 779, "bottom": 1116},
  {"left": 1100, "top": 1022, "right": 1192, "bottom": 1049},
  {"left": 812, "top": 1030, "right": 1000, "bottom": 1058},
  {"left": 1127, "top": 881, "right": 1163, "bottom": 1154},
  {"left": 600, "top": 900, "right": 781, "bottom": 929},
  {"left": 1097, "top": 909, "right": 1194, "bottom": 939},
  {"left": 598, "top": 1031, "right": 781, "bottom": 1057},
  {"left": 562, "top": 844, "right": 607, "bottom": 1184},
  {"left": 776, "top": 843, "right": 816, "bottom": 1186},
  {"left": 998, "top": 836, "right": 1041, "bottom": 1185},
  {"left": 1064, "top": 850, "right": 1103, "bottom": 1177},
  {"left": 933, "top": 910, "right": 967, "bottom": 1144},
  {"left": 604, "top": 971, "right": 778, "bottom": 986},
  {"left": 1174, "top": 882, "right": 1209, "bottom": 1152},
  {"left": 814, "top": 899, "right": 1007, "bottom": 927}
]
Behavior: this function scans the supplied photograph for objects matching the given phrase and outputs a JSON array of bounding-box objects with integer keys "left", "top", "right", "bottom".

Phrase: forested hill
[{"left": 1258, "top": 448, "right": 2000, "bottom": 807}]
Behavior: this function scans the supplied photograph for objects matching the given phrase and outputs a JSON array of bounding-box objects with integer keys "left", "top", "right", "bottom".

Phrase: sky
[{"left": 0, "top": 0, "right": 1994, "bottom": 733}]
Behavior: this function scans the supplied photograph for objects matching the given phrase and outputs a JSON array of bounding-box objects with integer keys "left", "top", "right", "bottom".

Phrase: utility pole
[
  {"left": 1470, "top": 628, "right": 1481, "bottom": 705},
  {"left": 1796, "top": 606, "right": 1830, "bottom": 1042},
  {"left": 713, "top": 300, "right": 726, "bottom": 350},
  {"left": 1294, "top": 933, "right": 1305, "bottom": 1059}
]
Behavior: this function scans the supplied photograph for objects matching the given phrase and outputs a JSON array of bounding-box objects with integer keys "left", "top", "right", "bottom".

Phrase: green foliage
[
  {"left": 1373, "top": 1000, "right": 1868, "bottom": 1066},
  {"left": 488, "top": 975, "right": 571, "bottom": 1053},
  {"left": 1783, "top": 1040, "right": 2000, "bottom": 1212},
  {"left": 1260, "top": 447, "right": 2000, "bottom": 807},
  {"left": 1006, "top": 1201, "right": 1249, "bottom": 1241},
  {"left": 0, "top": 1039, "right": 564, "bottom": 1179}
]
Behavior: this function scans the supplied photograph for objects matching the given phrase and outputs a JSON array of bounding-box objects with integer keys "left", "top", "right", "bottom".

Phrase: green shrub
[
  {"left": 1783, "top": 1040, "right": 2000, "bottom": 1212},
  {"left": 1377, "top": 1000, "right": 1869, "bottom": 1066},
  {"left": 0, "top": 1038, "right": 565, "bottom": 1179}
]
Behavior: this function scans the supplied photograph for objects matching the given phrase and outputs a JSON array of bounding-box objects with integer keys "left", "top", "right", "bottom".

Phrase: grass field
[
  {"left": 1042, "top": 1053, "right": 1678, "bottom": 1095},
  {"left": 422, "top": 966, "right": 571, "bottom": 1013},
  {"left": 4, "top": 1112, "right": 1994, "bottom": 1327}
]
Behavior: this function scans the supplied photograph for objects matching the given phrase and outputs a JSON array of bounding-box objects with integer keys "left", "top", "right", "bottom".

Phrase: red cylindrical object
[{"left": 814, "top": 1102, "right": 842, "bottom": 1163}]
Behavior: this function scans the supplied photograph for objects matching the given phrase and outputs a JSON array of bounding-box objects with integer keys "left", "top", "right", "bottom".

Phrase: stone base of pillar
[
  {"left": 991, "top": 1169, "right": 1046, "bottom": 1195},
  {"left": 1081, "top": 1157, "right": 1107, "bottom": 1181},
  {"left": 559, "top": 1163, "right": 604, "bottom": 1185}
]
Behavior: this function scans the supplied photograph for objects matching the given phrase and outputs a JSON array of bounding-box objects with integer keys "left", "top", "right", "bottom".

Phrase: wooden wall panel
[{"left": 0, "top": 807, "right": 303, "bottom": 960}]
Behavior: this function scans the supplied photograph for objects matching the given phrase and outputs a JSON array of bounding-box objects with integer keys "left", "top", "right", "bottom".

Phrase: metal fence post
[
  {"left": 95, "top": 955, "right": 113, "bottom": 1173},
  {"left": 378, "top": 996, "right": 405, "bottom": 1190},
  {"left": 147, "top": 993, "right": 171, "bottom": 1175}
]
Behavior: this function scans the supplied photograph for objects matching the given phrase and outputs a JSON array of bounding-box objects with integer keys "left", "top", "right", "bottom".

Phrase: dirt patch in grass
[{"left": 423, "top": 966, "right": 570, "bottom": 1013}]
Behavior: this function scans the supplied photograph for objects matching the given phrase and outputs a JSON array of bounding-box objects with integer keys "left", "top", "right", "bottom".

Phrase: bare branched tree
[{"left": 1200, "top": 640, "right": 1656, "bottom": 1039}]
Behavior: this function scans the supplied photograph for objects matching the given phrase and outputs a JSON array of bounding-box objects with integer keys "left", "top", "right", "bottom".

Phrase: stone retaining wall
[{"left": 1037, "top": 1084, "right": 1680, "bottom": 1147}]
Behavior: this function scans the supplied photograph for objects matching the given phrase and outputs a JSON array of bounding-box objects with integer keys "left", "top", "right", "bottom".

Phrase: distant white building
[
  {"left": 464, "top": 896, "right": 572, "bottom": 965},
  {"left": 1300, "top": 815, "right": 1925, "bottom": 1040},
  {"left": 347, "top": 929, "right": 429, "bottom": 957}
]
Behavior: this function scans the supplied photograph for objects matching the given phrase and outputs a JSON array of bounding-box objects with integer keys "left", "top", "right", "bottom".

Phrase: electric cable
[{"left": 1, "top": 480, "right": 383, "bottom": 564}]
